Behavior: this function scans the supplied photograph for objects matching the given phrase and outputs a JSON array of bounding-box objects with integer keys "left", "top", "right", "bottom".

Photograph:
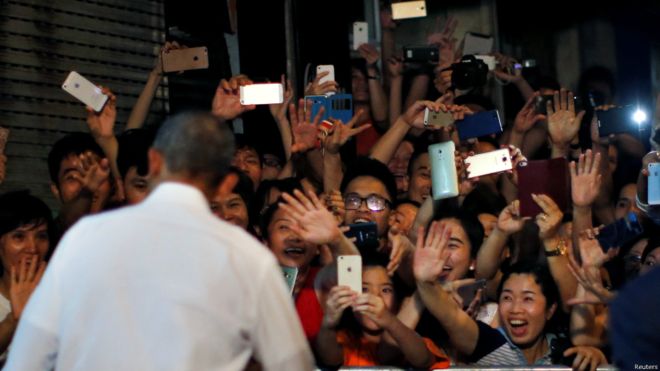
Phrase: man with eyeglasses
[{"left": 340, "top": 157, "right": 398, "bottom": 252}]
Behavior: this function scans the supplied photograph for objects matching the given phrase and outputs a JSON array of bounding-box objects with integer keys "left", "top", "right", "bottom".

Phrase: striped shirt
[{"left": 467, "top": 321, "right": 555, "bottom": 366}]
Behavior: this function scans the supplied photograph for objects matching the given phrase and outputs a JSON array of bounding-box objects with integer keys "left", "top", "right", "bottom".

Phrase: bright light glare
[{"left": 632, "top": 109, "right": 647, "bottom": 124}]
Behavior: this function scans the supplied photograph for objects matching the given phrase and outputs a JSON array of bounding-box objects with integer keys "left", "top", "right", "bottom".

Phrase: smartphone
[
  {"left": 338, "top": 255, "right": 362, "bottom": 293},
  {"left": 391, "top": 0, "right": 427, "bottom": 20},
  {"left": 462, "top": 32, "right": 494, "bottom": 56},
  {"left": 424, "top": 108, "right": 454, "bottom": 128},
  {"left": 535, "top": 94, "right": 582, "bottom": 115},
  {"left": 161, "top": 46, "right": 209, "bottom": 73},
  {"left": 455, "top": 110, "right": 503, "bottom": 141},
  {"left": 353, "top": 22, "right": 368, "bottom": 50},
  {"left": 474, "top": 55, "right": 497, "bottom": 71},
  {"left": 403, "top": 46, "right": 439, "bottom": 63},
  {"left": 239, "top": 83, "right": 284, "bottom": 105},
  {"left": 597, "top": 106, "right": 645, "bottom": 137},
  {"left": 344, "top": 222, "right": 378, "bottom": 249},
  {"left": 456, "top": 279, "right": 487, "bottom": 309},
  {"left": 316, "top": 64, "right": 335, "bottom": 83},
  {"left": 61, "top": 71, "right": 108, "bottom": 112},
  {"left": 647, "top": 163, "right": 660, "bottom": 205},
  {"left": 304, "top": 95, "right": 328, "bottom": 122},
  {"left": 596, "top": 212, "right": 644, "bottom": 251},
  {"left": 517, "top": 158, "right": 570, "bottom": 217},
  {"left": 429, "top": 141, "right": 459, "bottom": 200},
  {"left": 281, "top": 266, "right": 298, "bottom": 295},
  {"left": 0, "top": 127, "right": 9, "bottom": 154},
  {"left": 464, "top": 149, "right": 512, "bottom": 179}
]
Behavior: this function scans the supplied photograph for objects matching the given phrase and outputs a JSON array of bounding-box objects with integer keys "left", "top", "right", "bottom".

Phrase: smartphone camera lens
[
  {"left": 193, "top": 56, "right": 199, "bottom": 61},
  {"left": 502, "top": 157, "right": 507, "bottom": 162},
  {"left": 74, "top": 83, "right": 79, "bottom": 88}
]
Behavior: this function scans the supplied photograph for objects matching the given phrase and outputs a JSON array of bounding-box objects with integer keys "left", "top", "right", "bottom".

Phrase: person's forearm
[
  {"left": 382, "top": 29, "right": 395, "bottom": 87},
  {"left": 379, "top": 317, "right": 432, "bottom": 368},
  {"left": 551, "top": 143, "right": 570, "bottom": 159},
  {"left": 475, "top": 228, "right": 510, "bottom": 280},
  {"left": 404, "top": 74, "right": 430, "bottom": 110},
  {"left": 314, "top": 324, "right": 343, "bottom": 367},
  {"left": 276, "top": 117, "right": 293, "bottom": 161},
  {"left": 543, "top": 237, "right": 578, "bottom": 313},
  {"left": 305, "top": 149, "right": 325, "bottom": 184},
  {"left": 513, "top": 78, "right": 534, "bottom": 101},
  {"left": 367, "top": 67, "right": 388, "bottom": 128},
  {"left": 369, "top": 117, "right": 410, "bottom": 164},
  {"left": 388, "top": 76, "right": 403, "bottom": 128},
  {"left": 500, "top": 175, "right": 518, "bottom": 205},
  {"left": 572, "top": 205, "right": 593, "bottom": 252},
  {"left": 397, "top": 291, "right": 424, "bottom": 329},
  {"left": 508, "top": 129, "right": 525, "bottom": 149},
  {"left": 94, "top": 136, "right": 121, "bottom": 187},
  {"left": 520, "top": 125, "right": 548, "bottom": 158},
  {"left": 126, "top": 70, "right": 162, "bottom": 130},
  {"left": 328, "top": 233, "right": 360, "bottom": 257},
  {"left": 323, "top": 152, "right": 343, "bottom": 193},
  {"left": 58, "top": 188, "right": 94, "bottom": 230},
  {"left": 0, "top": 313, "right": 17, "bottom": 353},
  {"left": 570, "top": 285, "right": 604, "bottom": 347}
]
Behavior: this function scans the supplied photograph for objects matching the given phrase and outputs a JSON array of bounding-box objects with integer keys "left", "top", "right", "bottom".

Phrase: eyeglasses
[{"left": 344, "top": 193, "right": 392, "bottom": 212}]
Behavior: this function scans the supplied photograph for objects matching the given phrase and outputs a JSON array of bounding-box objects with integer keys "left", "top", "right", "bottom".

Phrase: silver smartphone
[
  {"left": 239, "top": 83, "right": 284, "bottom": 105},
  {"left": 391, "top": 1, "right": 427, "bottom": 20},
  {"left": 338, "top": 255, "right": 362, "bottom": 293},
  {"left": 61, "top": 71, "right": 108, "bottom": 112},
  {"left": 353, "top": 22, "right": 368, "bottom": 50},
  {"left": 424, "top": 107, "right": 454, "bottom": 128}
]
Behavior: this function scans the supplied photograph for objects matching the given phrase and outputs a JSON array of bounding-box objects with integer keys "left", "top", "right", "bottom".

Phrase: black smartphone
[
  {"left": 455, "top": 110, "right": 503, "bottom": 141},
  {"left": 596, "top": 212, "right": 644, "bottom": 251},
  {"left": 597, "top": 106, "right": 645, "bottom": 137},
  {"left": 403, "top": 46, "right": 439, "bottom": 63},
  {"left": 456, "top": 279, "right": 487, "bottom": 309},
  {"left": 344, "top": 222, "right": 379, "bottom": 250},
  {"left": 535, "top": 94, "right": 583, "bottom": 115}
]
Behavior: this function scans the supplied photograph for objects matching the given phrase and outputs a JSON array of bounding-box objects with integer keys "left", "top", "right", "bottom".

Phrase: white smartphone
[
  {"left": 353, "top": 22, "right": 368, "bottom": 50},
  {"left": 464, "top": 148, "right": 512, "bottom": 179},
  {"left": 648, "top": 163, "right": 660, "bottom": 205},
  {"left": 337, "top": 255, "right": 362, "bottom": 294},
  {"left": 239, "top": 83, "right": 284, "bottom": 105},
  {"left": 429, "top": 141, "right": 459, "bottom": 200},
  {"left": 424, "top": 107, "right": 454, "bottom": 128},
  {"left": 316, "top": 65, "right": 335, "bottom": 96},
  {"left": 391, "top": 1, "right": 427, "bottom": 20},
  {"left": 475, "top": 55, "right": 497, "bottom": 71},
  {"left": 61, "top": 71, "right": 108, "bottom": 112},
  {"left": 463, "top": 32, "right": 494, "bottom": 56}
]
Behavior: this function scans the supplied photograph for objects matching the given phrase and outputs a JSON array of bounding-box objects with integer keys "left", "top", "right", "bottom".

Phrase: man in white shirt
[{"left": 4, "top": 108, "right": 314, "bottom": 371}]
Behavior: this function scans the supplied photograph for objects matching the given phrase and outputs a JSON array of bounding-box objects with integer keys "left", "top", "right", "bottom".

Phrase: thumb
[{"left": 575, "top": 110, "right": 586, "bottom": 124}]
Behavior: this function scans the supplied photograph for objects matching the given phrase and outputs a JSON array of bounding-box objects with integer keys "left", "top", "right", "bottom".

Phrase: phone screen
[{"left": 596, "top": 212, "right": 644, "bottom": 251}]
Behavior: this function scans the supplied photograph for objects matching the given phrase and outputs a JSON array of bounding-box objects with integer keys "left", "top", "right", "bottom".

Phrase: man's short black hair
[
  {"left": 117, "top": 128, "right": 156, "bottom": 179},
  {"left": 340, "top": 157, "right": 397, "bottom": 203},
  {"left": 48, "top": 133, "right": 104, "bottom": 185}
]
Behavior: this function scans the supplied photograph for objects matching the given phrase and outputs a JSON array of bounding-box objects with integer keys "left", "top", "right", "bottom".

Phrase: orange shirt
[{"left": 337, "top": 330, "right": 450, "bottom": 369}]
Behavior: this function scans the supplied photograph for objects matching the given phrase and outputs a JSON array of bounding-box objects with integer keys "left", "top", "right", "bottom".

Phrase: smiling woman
[{"left": 0, "top": 190, "right": 52, "bottom": 360}]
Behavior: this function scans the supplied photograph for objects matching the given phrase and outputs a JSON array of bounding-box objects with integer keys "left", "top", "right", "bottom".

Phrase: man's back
[{"left": 4, "top": 183, "right": 313, "bottom": 371}]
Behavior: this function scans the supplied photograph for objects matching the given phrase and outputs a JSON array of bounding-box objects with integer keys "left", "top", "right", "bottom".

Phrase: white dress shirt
[{"left": 3, "top": 182, "right": 313, "bottom": 371}]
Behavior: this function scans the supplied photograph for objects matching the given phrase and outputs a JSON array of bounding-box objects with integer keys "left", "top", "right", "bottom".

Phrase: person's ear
[
  {"left": 148, "top": 148, "right": 164, "bottom": 179},
  {"left": 546, "top": 302, "right": 557, "bottom": 320},
  {"left": 50, "top": 183, "right": 61, "bottom": 200},
  {"left": 216, "top": 172, "right": 239, "bottom": 198}
]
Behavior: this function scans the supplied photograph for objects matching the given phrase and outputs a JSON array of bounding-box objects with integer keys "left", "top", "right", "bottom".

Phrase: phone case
[
  {"left": 429, "top": 142, "right": 459, "bottom": 200},
  {"left": 597, "top": 106, "right": 644, "bottom": 137},
  {"left": 648, "top": 163, "right": 660, "bottom": 205},
  {"left": 328, "top": 94, "right": 353, "bottom": 123},
  {"left": 239, "top": 83, "right": 284, "bottom": 105},
  {"left": 161, "top": 47, "right": 209, "bottom": 73},
  {"left": 281, "top": 266, "right": 298, "bottom": 295},
  {"left": 61, "top": 71, "right": 108, "bottom": 112},
  {"left": 391, "top": 0, "right": 427, "bottom": 20},
  {"left": 456, "top": 279, "right": 487, "bottom": 309},
  {"left": 596, "top": 212, "right": 644, "bottom": 251},
  {"left": 463, "top": 32, "right": 494, "bottom": 55},
  {"left": 517, "top": 158, "right": 570, "bottom": 217},
  {"left": 424, "top": 108, "right": 454, "bottom": 128},
  {"left": 338, "top": 255, "right": 362, "bottom": 293},
  {"left": 344, "top": 222, "right": 378, "bottom": 246},
  {"left": 316, "top": 65, "right": 335, "bottom": 85},
  {"left": 455, "top": 110, "right": 503, "bottom": 141},
  {"left": 304, "top": 95, "right": 328, "bottom": 122},
  {"left": 353, "top": 22, "right": 368, "bottom": 50},
  {"left": 403, "top": 46, "right": 439, "bottom": 63},
  {"left": 464, "top": 148, "right": 512, "bottom": 179}
]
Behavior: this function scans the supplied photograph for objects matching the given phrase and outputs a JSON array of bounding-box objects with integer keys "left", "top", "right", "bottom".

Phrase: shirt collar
[
  {"left": 143, "top": 182, "right": 211, "bottom": 214},
  {"left": 496, "top": 327, "right": 554, "bottom": 365}
]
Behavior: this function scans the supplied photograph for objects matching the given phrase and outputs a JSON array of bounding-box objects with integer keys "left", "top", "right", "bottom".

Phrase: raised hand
[
  {"left": 497, "top": 200, "right": 529, "bottom": 235},
  {"left": 413, "top": 221, "right": 452, "bottom": 282},
  {"left": 323, "top": 285, "right": 357, "bottom": 328},
  {"left": 86, "top": 87, "right": 117, "bottom": 141},
  {"left": 323, "top": 190, "right": 346, "bottom": 224},
  {"left": 504, "top": 145, "right": 527, "bottom": 185},
  {"left": 279, "top": 189, "right": 342, "bottom": 246},
  {"left": 386, "top": 230, "right": 414, "bottom": 276},
  {"left": 304, "top": 71, "right": 338, "bottom": 96},
  {"left": 386, "top": 56, "right": 404, "bottom": 79},
  {"left": 563, "top": 345, "right": 608, "bottom": 371},
  {"left": 380, "top": 7, "right": 397, "bottom": 30},
  {"left": 457, "top": 151, "right": 479, "bottom": 196},
  {"left": 427, "top": 16, "right": 458, "bottom": 69},
  {"left": 570, "top": 150, "right": 602, "bottom": 208},
  {"left": 79, "top": 151, "right": 110, "bottom": 194},
  {"left": 491, "top": 53, "right": 522, "bottom": 83},
  {"left": 532, "top": 194, "right": 563, "bottom": 240},
  {"left": 322, "top": 110, "right": 369, "bottom": 155},
  {"left": 547, "top": 89, "right": 585, "bottom": 147},
  {"left": 513, "top": 92, "right": 547, "bottom": 134},
  {"left": 353, "top": 293, "right": 395, "bottom": 328},
  {"left": 357, "top": 43, "right": 380, "bottom": 66},
  {"left": 269, "top": 74, "right": 294, "bottom": 121},
  {"left": 211, "top": 74, "right": 255, "bottom": 122},
  {"left": 9, "top": 256, "right": 46, "bottom": 319},
  {"left": 289, "top": 99, "right": 324, "bottom": 154},
  {"left": 153, "top": 41, "right": 182, "bottom": 75}
]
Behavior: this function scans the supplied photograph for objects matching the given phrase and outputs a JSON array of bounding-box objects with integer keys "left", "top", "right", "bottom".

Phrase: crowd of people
[{"left": 0, "top": 7, "right": 658, "bottom": 371}]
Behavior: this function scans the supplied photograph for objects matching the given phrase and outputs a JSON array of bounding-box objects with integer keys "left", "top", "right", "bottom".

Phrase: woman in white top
[{"left": 0, "top": 190, "right": 50, "bottom": 360}]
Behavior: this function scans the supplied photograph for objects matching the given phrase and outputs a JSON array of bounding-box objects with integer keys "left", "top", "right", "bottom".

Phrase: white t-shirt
[{"left": 3, "top": 182, "right": 313, "bottom": 371}]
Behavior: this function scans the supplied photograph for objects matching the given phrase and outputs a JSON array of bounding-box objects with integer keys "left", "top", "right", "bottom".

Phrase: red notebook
[{"left": 518, "top": 158, "right": 570, "bottom": 217}]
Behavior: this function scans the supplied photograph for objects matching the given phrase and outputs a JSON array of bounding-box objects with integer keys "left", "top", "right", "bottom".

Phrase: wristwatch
[{"left": 545, "top": 238, "right": 568, "bottom": 257}]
